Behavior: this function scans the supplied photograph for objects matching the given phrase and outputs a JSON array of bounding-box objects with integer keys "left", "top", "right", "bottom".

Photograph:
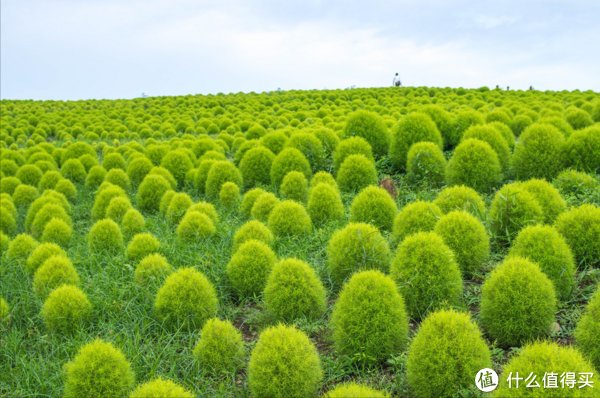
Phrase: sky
[{"left": 1, "top": 0, "right": 600, "bottom": 100}]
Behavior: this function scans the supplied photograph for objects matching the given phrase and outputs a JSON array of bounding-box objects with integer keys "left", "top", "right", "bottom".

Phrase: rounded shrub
[
  {"left": 103, "top": 168, "right": 131, "bottom": 191},
  {"left": 63, "top": 339, "right": 135, "bottom": 398},
  {"left": 16, "top": 164, "right": 43, "bottom": 186},
  {"left": 489, "top": 183, "right": 544, "bottom": 245},
  {"left": 54, "top": 179, "right": 77, "bottom": 202},
  {"left": 105, "top": 196, "right": 132, "bottom": 223},
  {"left": 176, "top": 211, "right": 216, "bottom": 241},
  {"left": 555, "top": 204, "right": 600, "bottom": 267},
  {"left": 389, "top": 112, "right": 443, "bottom": 170},
  {"left": 248, "top": 324, "right": 322, "bottom": 398},
  {"left": 391, "top": 232, "right": 463, "bottom": 319},
  {"left": 88, "top": 219, "right": 124, "bottom": 254},
  {"left": 332, "top": 270, "right": 409, "bottom": 364},
  {"left": 434, "top": 211, "right": 490, "bottom": 278},
  {"left": 406, "top": 141, "right": 446, "bottom": 187},
  {"left": 26, "top": 242, "right": 66, "bottom": 275},
  {"left": 563, "top": 126, "right": 600, "bottom": 173},
  {"left": 158, "top": 190, "right": 176, "bottom": 215},
  {"left": 205, "top": 160, "right": 243, "bottom": 198},
  {"left": 512, "top": 123, "right": 566, "bottom": 180},
  {"left": 325, "top": 383, "right": 388, "bottom": 398},
  {"left": 240, "top": 146, "right": 275, "bottom": 188},
  {"left": 41, "top": 285, "right": 92, "bottom": 332},
  {"left": 226, "top": 239, "right": 277, "bottom": 299},
  {"left": 250, "top": 192, "right": 279, "bottom": 222},
  {"left": 130, "top": 378, "right": 193, "bottom": 398},
  {"left": 121, "top": 208, "right": 145, "bottom": 237},
  {"left": 406, "top": 310, "right": 491, "bottom": 398},
  {"left": 264, "top": 258, "right": 326, "bottom": 322},
  {"left": 333, "top": 136, "right": 374, "bottom": 172},
  {"left": 462, "top": 124, "right": 511, "bottom": 172},
  {"left": 310, "top": 171, "right": 337, "bottom": 188},
  {"left": 286, "top": 131, "right": 325, "bottom": 171},
  {"left": 154, "top": 267, "right": 218, "bottom": 329},
  {"left": 12, "top": 184, "right": 39, "bottom": 209},
  {"left": 6, "top": 233, "right": 38, "bottom": 264},
  {"left": 519, "top": 178, "right": 566, "bottom": 223},
  {"left": 61, "top": 158, "right": 87, "bottom": 184},
  {"left": 307, "top": 183, "right": 345, "bottom": 227},
  {"left": 187, "top": 202, "right": 219, "bottom": 225},
  {"left": 270, "top": 147, "right": 312, "bottom": 187},
  {"left": 219, "top": 182, "right": 240, "bottom": 209},
  {"left": 240, "top": 187, "right": 267, "bottom": 219},
  {"left": 232, "top": 220, "right": 273, "bottom": 251},
  {"left": 126, "top": 156, "right": 153, "bottom": 188},
  {"left": 268, "top": 200, "right": 312, "bottom": 237},
  {"left": 446, "top": 138, "right": 502, "bottom": 192},
  {"left": 0, "top": 176, "right": 20, "bottom": 195},
  {"left": 336, "top": 154, "right": 378, "bottom": 193},
  {"left": 160, "top": 149, "right": 193, "bottom": 186},
  {"left": 193, "top": 318, "right": 245, "bottom": 376},
  {"left": 392, "top": 200, "right": 442, "bottom": 244},
  {"left": 480, "top": 256, "right": 557, "bottom": 347},
  {"left": 260, "top": 131, "right": 289, "bottom": 154},
  {"left": 349, "top": 186, "right": 397, "bottom": 231},
  {"left": 565, "top": 107, "right": 594, "bottom": 129},
  {"left": 575, "top": 287, "right": 600, "bottom": 369},
  {"left": 91, "top": 183, "right": 127, "bottom": 220},
  {"left": 85, "top": 165, "right": 107, "bottom": 189},
  {"left": 495, "top": 341, "right": 597, "bottom": 397},
  {"left": 38, "top": 170, "right": 62, "bottom": 191},
  {"left": 30, "top": 202, "right": 71, "bottom": 238},
  {"left": 280, "top": 171, "right": 308, "bottom": 202},
  {"left": 126, "top": 233, "right": 160, "bottom": 262},
  {"left": 103, "top": 152, "right": 126, "bottom": 171},
  {"left": 553, "top": 169, "right": 598, "bottom": 197},
  {"left": 41, "top": 217, "right": 73, "bottom": 247},
  {"left": 136, "top": 174, "right": 171, "bottom": 213},
  {"left": 134, "top": 253, "right": 173, "bottom": 285},
  {"left": 343, "top": 110, "right": 390, "bottom": 158},
  {"left": 165, "top": 192, "right": 193, "bottom": 225}
]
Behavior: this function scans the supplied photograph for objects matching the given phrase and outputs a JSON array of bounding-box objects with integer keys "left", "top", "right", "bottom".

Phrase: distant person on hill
[{"left": 393, "top": 73, "right": 402, "bottom": 87}]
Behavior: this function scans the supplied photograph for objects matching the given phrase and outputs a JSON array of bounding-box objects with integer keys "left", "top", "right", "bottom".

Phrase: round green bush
[
  {"left": 390, "top": 232, "right": 463, "bottom": 319},
  {"left": 176, "top": 211, "right": 216, "bottom": 241},
  {"left": 85, "top": 165, "right": 107, "bottom": 189},
  {"left": 194, "top": 159, "right": 215, "bottom": 194},
  {"left": 565, "top": 107, "right": 594, "bottom": 129},
  {"left": 248, "top": 324, "right": 322, "bottom": 398},
  {"left": 270, "top": 147, "right": 312, "bottom": 187},
  {"left": 205, "top": 160, "right": 243, "bottom": 198},
  {"left": 187, "top": 201, "right": 219, "bottom": 225},
  {"left": 333, "top": 136, "right": 374, "bottom": 172},
  {"left": 33, "top": 255, "right": 79, "bottom": 298},
  {"left": 148, "top": 165, "right": 177, "bottom": 189},
  {"left": 495, "top": 341, "right": 598, "bottom": 398},
  {"left": 286, "top": 131, "right": 325, "bottom": 171},
  {"left": 264, "top": 258, "right": 326, "bottom": 322},
  {"left": 16, "top": 164, "right": 43, "bottom": 186},
  {"left": 105, "top": 196, "right": 132, "bottom": 223},
  {"left": 91, "top": 183, "right": 127, "bottom": 220},
  {"left": 489, "top": 183, "right": 544, "bottom": 245},
  {"left": 519, "top": 178, "right": 566, "bottom": 223},
  {"left": 41, "top": 285, "right": 92, "bottom": 332},
  {"left": 103, "top": 168, "right": 131, "bottom": 191},
  {"left": 392, "top": 201, "right": 442, "bottom": 244},
  {"left": 555, "top": 204, "right": 600, "bottom": 267},
  {"left": 260, "top": 131, "right": 289, "bottom": 154},
  {"left": 165, "top": 192, "right": 193, "bottom": 224},
  {"left": 136, "top": 174, "right": 171, "bottom": 213},
  {"left": 446, "top": 138, "right": 502, "bottom": 192},
  {"left": 240, "top": 187, "right": 267, "bottom": 219},
  {"left": 390, "top": 112, "right": 443, "bottom": 170},
  {"left": 307, "top": 183, "right": 345, "bottom": 227},
  {"left": 553, "top": 169, "right": 599, "bottom": 197},
  {"left": 462, "top": 124, "right": 511, "bottom": 172},
  {"left": 406, "top": 141, "right": 446, "bottom": 187},
  {"left": 193, "top": 318, "right": 245, "bottom": 376},
  {"left": 0, "top": 176, "right": 21, "bottom": 195},
  {"left": 26, "top": 242, "right": 66, "bottom": 275},
  {"left": 480, "top": 256, "right": 556, "bottom": 347},
  {"left": 332, "top": 270, "right": 409, "bottom": 364},
  {"left": 268, "top": 200, "right": 312, "bottom": 237},
  {"left": 160, "top": 149, "right": 193, "bottom": 186},
  {"left": 575, "top": 287, "right": 600, "bottom": 369},
  {"left": 350, "top": 185, "right": 397, "bottom": 231},
  {"left": 488, "top": 121, "right": 516, "bottom": 149},
  {"left": 130, "top": 378, "right": 193, "bottom": 398},
  {"left": 61, "top": 159, "right": 87, "bottom": 184},
  {"left": 63, "top": 339, "right": 135, "bottom": 398},
  {"left": 512, "top": 123, "right": 566, "bottom": 180},
  {"left": 134, "top": 253, "right": 173, "bottom": 285},
  {"left": 158, "top": 190, "right": 176, "bottom": 215},
  {"left": 6, "top": 233, "right": 38, "bottom": 264},
  {"left": 280, "top": 171, "right": 308, "bottom": 203},
  {"left": 126, "top": 156, "right": 153, "bottom": 188},
  {"left": 310, "top": 171, "right": 337, "bottom": 188},
  {"left": 0, "top": 297, "right": 9, "bottom": 322},
  {"left": 12, "top": 184, "right": 39, "bottom": 208},
  {"left": 154, "top": 267, "right": 218, "bottom": 329},
  {"left": 343, "top": 110, "right": 390, "bottom": 158},
  {"left": 41, "top": 217, "right": 73, "bottom": 247},
  {"left": 449, "top": 109, "right": 484, "bottom": 147},
  {"left": 31, "top": 202, "right": 71, "bottom": 238},
  {"left": 232, "top": 220, "right": 273, "bottom": 251},
  {"left": 324, "top": 383, "right": 388, "bottom": 398},
  {"left": 563, "top": 125, "right": 600, "bottom": 173},
  {"left": 219, "top": 182, "right": 240, "bottom": 209},
  {"left": 121, "top": 208, "right": 145, "bottom": 237},
  {"left": 38, "top": 170, "right": 62, "bottom": 191},
  {"left": 434, "top": 211, "right": 490, "bottom": 278},
  {"left": 327, "top": 223, "right": 391, "bottom": 287},
  {"left": 226, "top": 239, "right": 276, "bottom": 299},
  {"left": 406, "top": 310, "right": 491, "bottom": 398},
  {"left": 250, "top": 192, "right": 279, "bottom": 223},
  {"left": 88, "top": 219, "right": 124, "bottom": 254},
  {"left": 54, "top": 178, "right": 77, "bottom": 202},
  {"left": 336, "top": 154, "right": 378, "bottom": 193},
  {"left": 103, "top": 152, "right": 126, "bottom": 171},
  {"left": 126, "top": 233, "right": 160, "bottom": 262}
]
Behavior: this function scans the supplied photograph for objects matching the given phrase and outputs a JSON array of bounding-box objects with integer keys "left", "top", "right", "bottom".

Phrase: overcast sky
[{"left": 2, "top": 0, "right": 599, "bottom": 100}]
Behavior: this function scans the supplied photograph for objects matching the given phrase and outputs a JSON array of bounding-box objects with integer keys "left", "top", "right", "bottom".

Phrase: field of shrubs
[{"left": 0, "top": 86, "right": 599, "bottom": 397}]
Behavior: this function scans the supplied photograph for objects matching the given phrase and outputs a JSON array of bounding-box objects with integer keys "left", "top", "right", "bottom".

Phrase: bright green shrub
[
  {"left": 563, "top": 125, "right": 600, "bottom": 173},
  {"left": 350, "top": 186, "right": 397, "bottom": 231},
  {"left": 489, "top": 183, "right": 544, "bottom": 244},
  {"left": 462, "top": 124, "right": 511, "bottom": 172},
  {"left": 307, "top": 183, "right": 345, "bottom": 227},
  {"left": 240, "top": 188, "right": 267, "bottom": 219},
  {"left": 136, "top": 174, "right": 170, "bottom": 213},
  {"left": 270, "top": 147, "right": 312, "bottom": 187},
  {"left": 389, "top": 112, "right": 443, "bottom": 170},
  {"left": 205, "top": 160, "right": 243, "bottom": 198},
  {"left": 434, "top": 211, "right": 490, "bottom": 278},
  {"left": 327, "top": 222, "right": 391, "bottom": 287},
  {"left": 148, "top": 166, "right": 177, "bottom": 190},
  {"left": 250, "top": 192, "right": 279, "bottom": 223},
  {"left": 434, "top": 183, "right": 486, "bottom": 218},
  {"left": 488, "top": 121, "right": 516, "bottom": 149},
  {"left": 512, "top": 123, "right": 566, "bottom": 179},
  {"left": 325, "top": 383, "right": 388, "bottom": 398},
  {"left": 88, "top": 219, "right": 124, "bottom": 254},
  {"left": 260, "top": 131, "right": 288, "bottom": 154},
  {"left": 78, "top": 154, "right": 98, "bottom": 172},
  {"left": 38, "top": 170, "right": 62, "bottom": 191},
  {"left": 104, "top": 168, "right": 131, "bottom": 191},
  {"left": 130, "top": 378, "right": 194, "bottom": 398},
  {"left": 0, "top": 176, "right": 20, "bottom": 195},
  {"left": 565, "top": 107, "right": 594, "bottom": 129},
  {"left": 406, "top": 141, "right": 446, "bottom": 187},
  {"left": 16, "top": 164, "right": 43, "bottom": 186},
  {"left": 85, "top": 166, "right": 107, "bottom": 189},
  {"left": 343, "top": 110, "right": 390, "bottom": 158},
  {"left": 219, "top": 182, "right": 240, "bottom": 209},
  {"left": 332, "top": 270, "right": 409, "bottom": 364},
  {"left": 333, "top": 136, "right": 374, "bottom": 172},
  {"left": 336, "top": 154, "right": 378, "bottom": 193},
  {"left": 126, "top": 156, "right": 153, "bottom": 188},
  {"left": 121, "top": 208, "right": 145, "bottom": 237},
  {"left": 26, "top": 242, "right": 66, "bottom": 275},
  {"left": 134, "top": 253, "right": 173, "bottom": 285},
  {"left": 239, "top": 147, "right": 275, "bottom": 188},
  {"left": 553, "top": 169, "right": 599, "bottom": 197},
  {"left": 61, "top": 159, "right": 87, "bottom": 184},
  {"left": 555, "top": 204, "right": 600, "bottom": 267},
  {"left": 575, "top": 287, "right": 600, "bottom": 369},
  {"left": 248, "top": 324, "right": 322, "bottom": 398},
  {"left": 193, "top": 318, "right": 245, "bottom": 376},
  {"left": 54, "top": 178, "right": 77, "bottom": 202},
  {"left": 268, "top": 200, "right": 312, "bottom": 237},
  {"left": 31, "top": 203, "right": 71, "bottom": 238},
  {"left": 154, "top": 267, "right": 218, "bottom": 329},
  {"left": 7, "top": 233, "right": 38, "bottom": 264},
  {"left": 41, "top": 217, "right": 72, "bottom": 247},
  {"left": 519, "top": 178, "right": 566, "bottom": 223},
  {"left": 103, "top": 152, "right": 126, "bottom": 171},
  {"left": 449, "top": 109, "right": 484, "bottom": 147},
  {"left": 286, "top": 131, "right": 325, "bottom": 171},
  {"left": 63, "top": 339, "right": 135, "bottom": 398},
  {"left": 446, "top": 138, "right": 502, "bottom": 192},
  {"left": 390, "top": 232, "right": 463, "bottom": 319},
  {"left": 126, "top": 233, "right": 160, "bottom": 262},
  {"left": 160, "top": 149, "right": 193, "bottom": 186},
  {"left": 187, "top": 201, "right": 219, "bottom": 225},
  {"left": 193, "top": 159, "right": 215, "bottom": 194},
  {"left": 176, "top": 211, "right": 216, "bottom": 241},
  {"left": 232, "top": 220, "right": 273, "bottom": 250},
  {"left": 13, "top": 184, "right": 38, "bottom": 208},
  {"left": 264, "top": 258, "right": 326, "bottom": 322},
  {"left": 280, "top": 171, "right": 308, "bottom": 202},
  {"left": 480, "top": 256, "right": 556, "bottom": 347},
  {"left": 310, "top": 171, "right": 337, "bottom": 188},
  {"left": 41, "top": 285, "right": 92, "bottom": 332},
  {"left": 91, "top": 183, "right": 126, "bottom": 220},
  {"left": 407, "top": 310, "right": 491, "bottom": 398},
  {"left": 105, "top": 196, "right": 132, "bottom": 223},
  {"left": 33, "top": 255, "right": 79, "bottom": 298},
  {"left": 165, "top": 192, "right": 192, "bottom": 224},
  {"left": 226, "top": 239, "right": 276, "bottom": 298},
  {"left": 392, "top": 201, "right": 442, "bottom": 244}
]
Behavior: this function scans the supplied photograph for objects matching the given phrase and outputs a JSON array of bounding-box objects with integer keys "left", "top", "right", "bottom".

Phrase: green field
[{"left": 1, "top": 86, "right": 599, "bottom": 397}]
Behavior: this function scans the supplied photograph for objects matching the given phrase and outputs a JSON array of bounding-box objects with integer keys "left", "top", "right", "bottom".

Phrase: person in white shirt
[{"left": 393, "top": 73, "right": 402, "bottom": 87}]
